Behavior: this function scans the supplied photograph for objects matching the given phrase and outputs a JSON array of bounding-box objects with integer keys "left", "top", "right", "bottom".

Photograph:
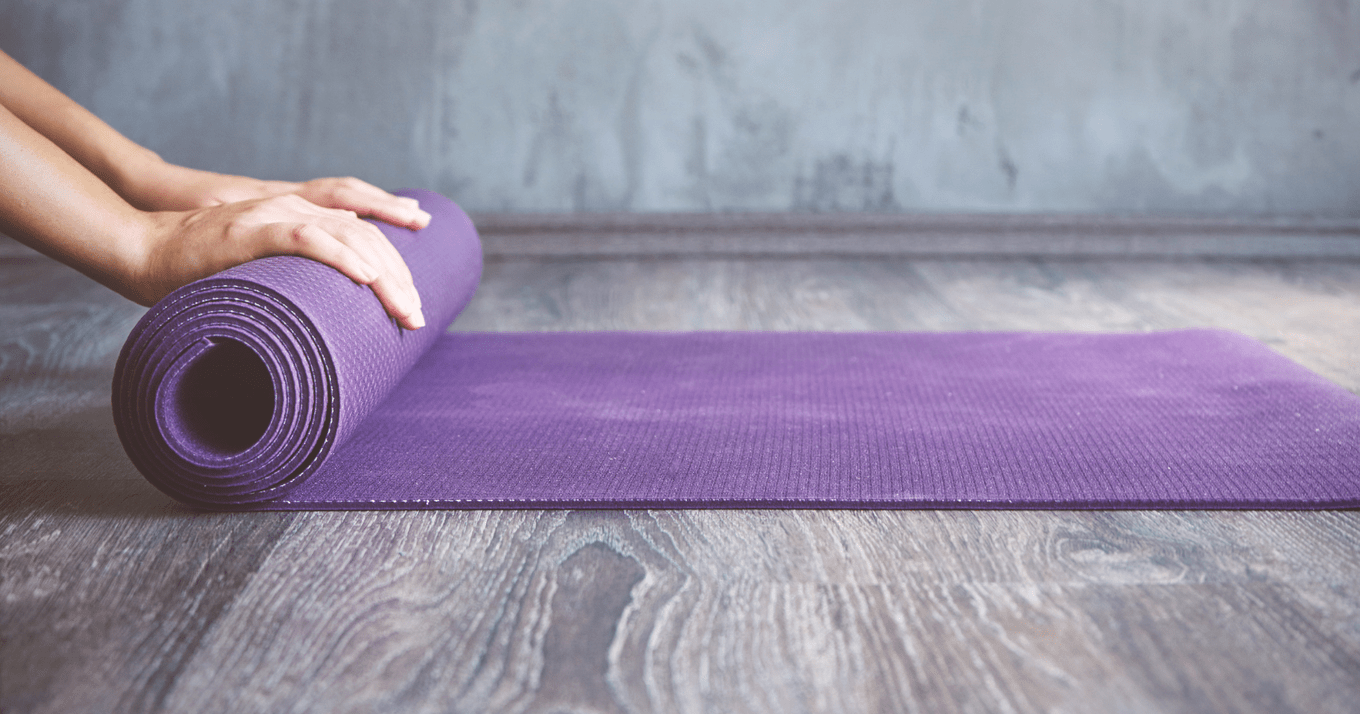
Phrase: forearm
[
  {"left": 0, "top": 48, "right": 426, "bottom": 325},
  {"left": 0, "top": 48, "right": 165, "bottom": 207},
  {"left": 0, "top": 99, "right": 154, "bottom": 300}
]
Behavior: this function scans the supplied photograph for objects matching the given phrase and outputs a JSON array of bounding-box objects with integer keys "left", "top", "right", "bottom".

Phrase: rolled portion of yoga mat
[{"left": 113, "top": 189, "right": 482, "bottom": 507}]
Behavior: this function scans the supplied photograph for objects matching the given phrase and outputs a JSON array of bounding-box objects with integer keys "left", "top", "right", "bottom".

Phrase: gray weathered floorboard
[{"left": 2, "top": 232, "right": 1359, "bottom": 713}]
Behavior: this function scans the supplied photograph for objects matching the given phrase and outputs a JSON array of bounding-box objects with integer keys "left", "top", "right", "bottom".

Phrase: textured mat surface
[{"left": 113, "top": 192, "right": 1360, "bottom": 510}]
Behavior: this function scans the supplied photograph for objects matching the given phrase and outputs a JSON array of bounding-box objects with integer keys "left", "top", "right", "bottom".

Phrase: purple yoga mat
[{"left": 114, "top": 191, "right": 1360, "bottom": 510}]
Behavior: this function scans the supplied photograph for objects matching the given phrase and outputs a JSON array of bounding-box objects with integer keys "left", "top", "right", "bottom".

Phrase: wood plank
[
  {"left": 107, "top": 510, "right": 1360, "bottom": 712},
  {"left": 6, "top": 490, "right": 1360, "bottom": 711},
  {"left": 0, "top": 481, "right": 294, "bottom": 714}
]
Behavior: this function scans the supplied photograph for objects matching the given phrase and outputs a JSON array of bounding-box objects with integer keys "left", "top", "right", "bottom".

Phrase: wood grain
[{"left": 2, "top": 231, "right": 1360, "bottom": 713}]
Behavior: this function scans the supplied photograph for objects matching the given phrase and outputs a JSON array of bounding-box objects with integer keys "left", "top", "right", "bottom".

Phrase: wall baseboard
[{"left": 472, "top": 212, "right": 1360, "bottom": 259}]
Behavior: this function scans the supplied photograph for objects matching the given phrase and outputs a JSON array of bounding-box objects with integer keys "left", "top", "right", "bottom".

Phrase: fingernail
[
  {"left": 410, "top": 308, "right": 426, "bottom": 329},
  {"left": 358, "top": 263, "right": 378, "bottom": 283}
]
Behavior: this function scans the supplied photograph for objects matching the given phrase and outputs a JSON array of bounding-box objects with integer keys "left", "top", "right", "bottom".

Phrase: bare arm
[
  {"left": 0, "top": 47, "right": 160, "bottom": 203},
  {"left": 0, "top": 48, "right": 427, "bottom": 328},
  {"left": 0, "top": 98, "right": 150, "bottom": 297}
]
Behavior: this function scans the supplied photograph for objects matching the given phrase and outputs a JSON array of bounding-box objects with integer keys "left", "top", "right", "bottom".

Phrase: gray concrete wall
[{"left": 2, "top": 0, "right": 1357, "bottom": 215}]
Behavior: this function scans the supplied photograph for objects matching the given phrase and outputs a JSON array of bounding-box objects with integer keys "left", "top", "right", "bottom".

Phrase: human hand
[
  {"left": 115, "top": 161, "right": 429, "bottom": 327},
  {"left": 120, "top": 160, "right": 432, "bottom": 232},
  {"left": 134, "top": 194, "right": 425, "bottom": 329}
]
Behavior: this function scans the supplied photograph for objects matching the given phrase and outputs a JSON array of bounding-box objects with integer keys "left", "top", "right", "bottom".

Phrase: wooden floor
[{"left": 3, "top": 227, "right": 1360, "bottom": 713}]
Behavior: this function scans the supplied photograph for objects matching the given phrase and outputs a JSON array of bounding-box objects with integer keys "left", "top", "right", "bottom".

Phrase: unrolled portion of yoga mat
[
  {"left": 282, "top": 329, "right": 1360, "bottom": 509},
  {"left": 114, "top": 191, "right": 1360, "bottom": 510}
]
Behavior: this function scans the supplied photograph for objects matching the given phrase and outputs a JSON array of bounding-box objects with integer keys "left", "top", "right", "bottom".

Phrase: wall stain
[
  {"left": 957, "top": 105, "right": 980, "bottom": 136},
  {"left": 522, "top": 91, "right": 570, "bottom": 189},
  {"left": 614, "top": 23, "right": 660, "bottom": 211},
  {"left": 793, "top": 154, "right": 897, "bottom": 211},
  {"left": 685, "top": 116, "right": 711, "bottom": 209},
  {"left": 997, "top": 146, "right": 1018, "bottom": 193},
  {"left": 710, "top": 98, "right": 795, "bottom": 205}
]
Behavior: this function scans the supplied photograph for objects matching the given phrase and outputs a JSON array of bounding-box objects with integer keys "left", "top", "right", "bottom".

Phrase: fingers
[
  {"left": 313, "top": 210, "right": 424, "bottom": 328},
  {"left": 367, "top": 272, "right": 426, "bottom": 330},
  {"left": 296, "top": 177, "right": 432, "bottom": 231},
  {"left": 252, "top": 198, "right": 425, "bottom": 330},
  {"left": 264, "top": 222, "right": 378, "bottom": 285}
]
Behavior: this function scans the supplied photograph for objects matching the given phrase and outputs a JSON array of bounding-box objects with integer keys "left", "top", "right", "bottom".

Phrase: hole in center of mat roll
[{"left": 169, "top": 339, "right": 275, "bottom": 458}]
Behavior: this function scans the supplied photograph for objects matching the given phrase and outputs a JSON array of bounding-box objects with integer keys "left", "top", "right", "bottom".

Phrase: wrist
[{"left": 109, "top": 208, "right": 173, "bottom": 306}]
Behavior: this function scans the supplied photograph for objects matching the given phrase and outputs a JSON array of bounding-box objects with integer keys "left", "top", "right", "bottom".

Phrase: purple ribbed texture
[
  {"left": 114, "top": 189, "right": 481, "bottom": 507},
  {"left": 114, "top": 193, "right": 1360, "bottom": 510}
]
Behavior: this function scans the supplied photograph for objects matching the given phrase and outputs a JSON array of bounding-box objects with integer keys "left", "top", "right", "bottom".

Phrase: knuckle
[{"left": 288, "top": 223, "right": 315, "bottom": 245}]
